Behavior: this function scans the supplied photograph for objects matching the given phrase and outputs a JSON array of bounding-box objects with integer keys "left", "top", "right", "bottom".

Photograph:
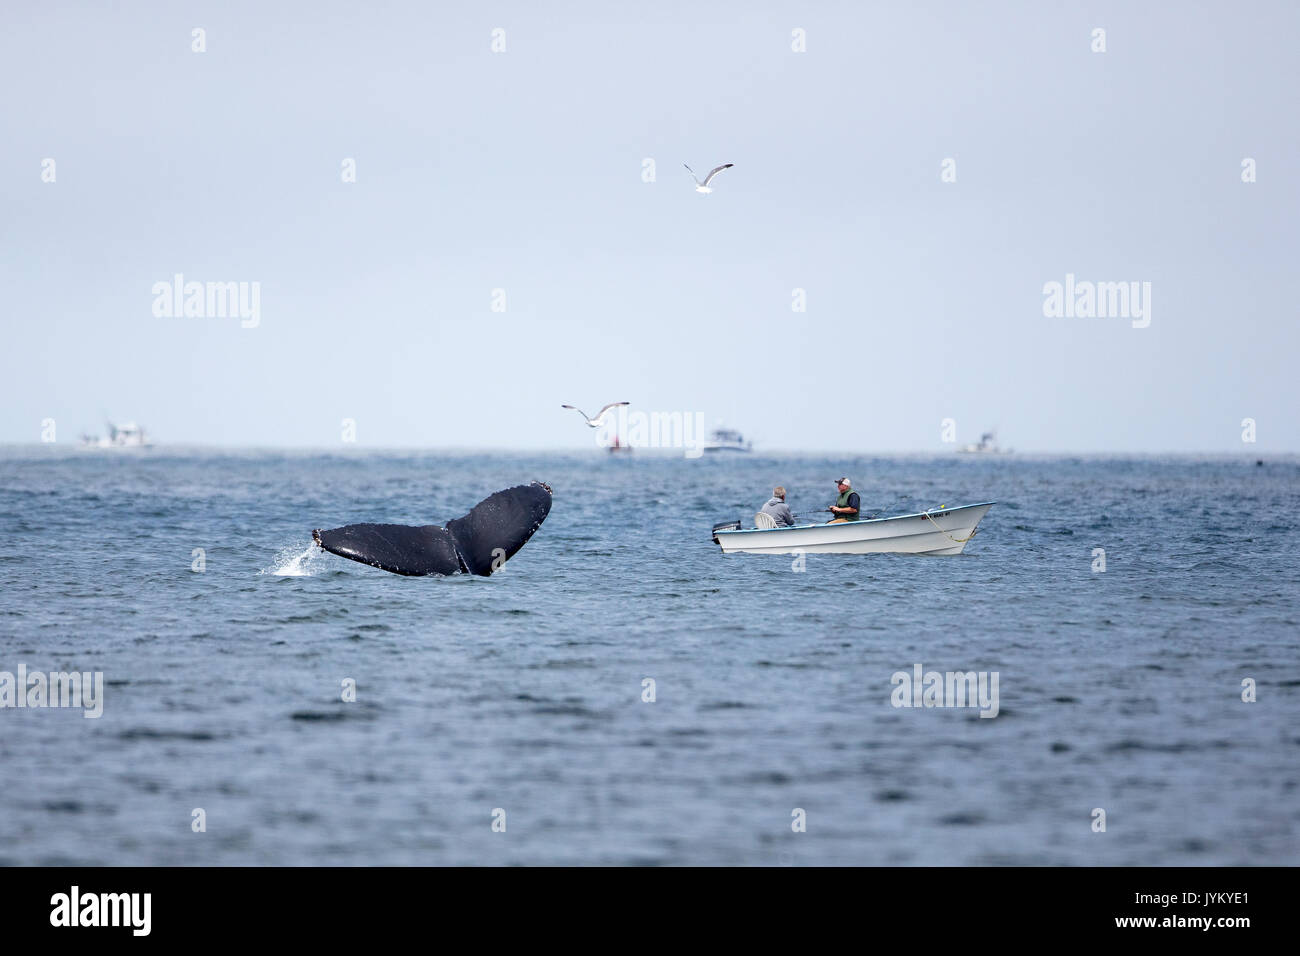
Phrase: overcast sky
[{"left": 2, "top": 0, "right": 1296, "bottom": 452}]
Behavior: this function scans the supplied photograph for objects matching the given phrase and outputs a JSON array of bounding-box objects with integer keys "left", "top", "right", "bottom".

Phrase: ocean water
[{"left": 1, "top": 447, "right": 1297, "bottom": 866}]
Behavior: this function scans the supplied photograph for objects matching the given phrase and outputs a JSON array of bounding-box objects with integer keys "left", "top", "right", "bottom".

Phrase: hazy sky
[{"left": 3, "top": 1, "right": 1297, "bottom": 451}]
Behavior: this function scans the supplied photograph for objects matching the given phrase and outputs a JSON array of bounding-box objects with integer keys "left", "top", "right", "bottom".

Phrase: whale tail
[{"left": 312, "top": 482, "right": 553, "bottom": 577}]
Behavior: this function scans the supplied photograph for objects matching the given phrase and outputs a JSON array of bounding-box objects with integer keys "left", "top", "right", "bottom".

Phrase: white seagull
[
  {"left": 561, "top": 402, "right": 629, "bottom": 427},
  {"left": 683, "top": 163, "right": 734, "bottom": 194}
]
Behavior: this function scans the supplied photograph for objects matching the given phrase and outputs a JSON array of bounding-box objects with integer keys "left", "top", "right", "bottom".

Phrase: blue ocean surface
[{"left": 0, "top": 448, "right": 1296, "bottom": 865}]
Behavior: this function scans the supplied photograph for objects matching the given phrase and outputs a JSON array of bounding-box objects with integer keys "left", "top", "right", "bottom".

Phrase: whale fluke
[{"left": 312, "top": 482, "right": 553, "bottom": 577}]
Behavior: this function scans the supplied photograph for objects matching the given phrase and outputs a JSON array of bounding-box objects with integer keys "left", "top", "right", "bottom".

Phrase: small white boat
[
  {"left": 712, "top": 502, "right": 995, "bottom": 556},
  {"left": 80, "top": 422, "right": 152, "bottom": 449},
  {"left": 959, "top": 430, "right": 1010, "bottom": 455},
  {"left": 700, "top": 428, "right": 752, "bottom": 454}
]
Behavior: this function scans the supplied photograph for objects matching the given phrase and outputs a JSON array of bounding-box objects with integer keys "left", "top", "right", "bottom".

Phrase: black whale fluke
[{"left": 312, "top": 482, "right": 553, "bottom": 577}]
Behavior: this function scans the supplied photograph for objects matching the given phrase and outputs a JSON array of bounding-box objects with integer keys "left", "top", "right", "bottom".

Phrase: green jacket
[{"left": 835, "top": 488, "right": 861, "bottom": 520}]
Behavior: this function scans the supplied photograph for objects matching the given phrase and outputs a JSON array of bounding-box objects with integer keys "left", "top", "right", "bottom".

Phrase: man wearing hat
[{"left": 828, "top": 477, "right": 861, "bottom": 523}]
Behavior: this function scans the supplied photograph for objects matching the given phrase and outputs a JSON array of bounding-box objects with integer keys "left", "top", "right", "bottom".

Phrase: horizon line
[{"left": 1, "top": 442, "right": 1291, "bottom": 458}]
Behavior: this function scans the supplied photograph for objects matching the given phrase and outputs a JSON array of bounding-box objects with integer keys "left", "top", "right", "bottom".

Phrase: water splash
[{"left": 262, "top": 542, "right": 329, "bottom": 577}]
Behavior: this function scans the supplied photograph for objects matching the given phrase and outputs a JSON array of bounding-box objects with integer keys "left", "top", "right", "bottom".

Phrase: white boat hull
[{"left": 713, "top": 502, "right": 994, "bottom": 556}]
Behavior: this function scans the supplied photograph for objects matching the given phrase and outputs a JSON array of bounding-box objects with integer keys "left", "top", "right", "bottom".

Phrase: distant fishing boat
[
  {"left": 608, "top": 435, "right": 633, "bottom": 454},
  {"left": 712, "top": 502, "right": 995, "bottom": 556},
  {"left": 80, "top": 421, "right": 152, "bottom": 449},
  {"left": 700, "top": 427, "right": 751, "bottom": 454},
  {"left": 959, "top": 430, "right": 1010, "bottom": 455}
]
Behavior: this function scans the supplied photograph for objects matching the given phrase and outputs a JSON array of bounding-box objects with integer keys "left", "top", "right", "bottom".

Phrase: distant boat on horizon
[
  {"left": 80, "top": 421, "right": 152, "bottom": 449},
  {"left": 958, "top": 429, "right": 1010, "bottom": 455},
  {"left": 700, "top": 427, "right": 752, "bottom": 454}
]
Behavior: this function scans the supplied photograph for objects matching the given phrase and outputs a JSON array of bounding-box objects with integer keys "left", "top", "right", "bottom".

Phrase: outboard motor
[{"left": 711, "top": 518, "right": 741, "bottom": 544}]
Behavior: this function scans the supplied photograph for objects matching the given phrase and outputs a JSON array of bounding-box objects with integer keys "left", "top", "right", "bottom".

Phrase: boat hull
[{"left": 713, "top": 502, "right": 994, "bottom": 556}]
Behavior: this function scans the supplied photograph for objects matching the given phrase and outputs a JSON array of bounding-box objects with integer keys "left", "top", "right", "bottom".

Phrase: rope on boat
[{"left": 921, "top": 507, "right": 977, "bottom": 544}]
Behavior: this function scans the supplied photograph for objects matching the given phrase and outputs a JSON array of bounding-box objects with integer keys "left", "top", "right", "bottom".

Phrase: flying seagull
[
  {"left": 683, "top": 163, "right": 733, "bottom": 194},
  {"left": 561, "top": 402, "right": 629, "bottom": 427}
]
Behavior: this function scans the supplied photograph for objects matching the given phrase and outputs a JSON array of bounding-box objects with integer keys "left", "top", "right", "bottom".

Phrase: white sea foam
[{"left": 262, "top": 543, "right": 327, "bottom": 577}]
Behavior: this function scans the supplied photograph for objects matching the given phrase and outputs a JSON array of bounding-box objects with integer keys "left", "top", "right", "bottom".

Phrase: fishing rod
[
  {"left": 797, "top": 506, "right": 884, "bottom": 520},
  {"left": 862, "top": 502, "right": 911, "bottom": 520},
  {"left": 794, "top": 507, "right": 884, "bottom": 520}
]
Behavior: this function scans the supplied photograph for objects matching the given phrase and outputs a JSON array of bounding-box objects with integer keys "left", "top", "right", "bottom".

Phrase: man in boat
[
  {"left": 828, "top": 477, "right": 861, "bottom": 522},
  {"left": 760, "top": 486, "right": 796, "bottom": 527}
]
